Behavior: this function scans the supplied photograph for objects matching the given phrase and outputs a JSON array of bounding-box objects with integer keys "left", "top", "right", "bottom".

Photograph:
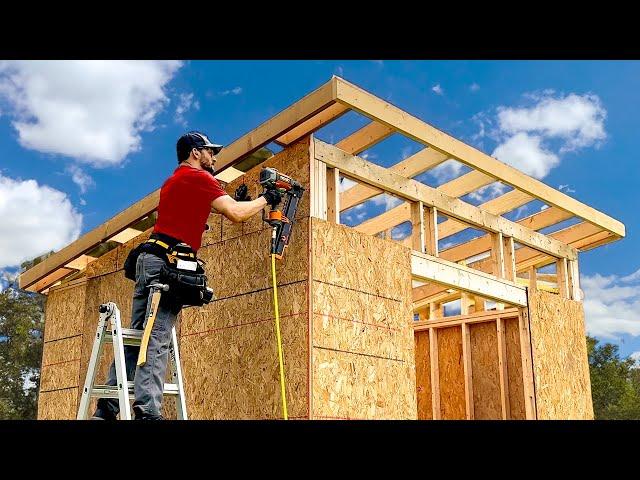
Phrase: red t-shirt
[{"left": 153, "top": 165, "right": 227, "bottom": 251}]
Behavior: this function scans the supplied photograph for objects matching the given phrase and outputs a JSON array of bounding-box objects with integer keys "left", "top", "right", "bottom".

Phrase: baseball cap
[{"left": 176, "top": 131, "right": 223, "bottom": 161}]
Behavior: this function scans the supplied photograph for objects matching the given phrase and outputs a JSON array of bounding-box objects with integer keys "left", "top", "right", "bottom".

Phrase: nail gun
[{"left": 259, "top": 167, "right": 305, "bottom": 259}]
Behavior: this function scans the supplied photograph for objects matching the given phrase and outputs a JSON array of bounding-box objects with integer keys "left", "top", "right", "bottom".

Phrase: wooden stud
[
  {"left": 460, "top": 292, "right": 474, "bottom": 315},
  {"left": 310, "top": 158, "right": 327, "bottom": 220},
  {"left": 496, "top": 317, "right": 510, "bottom": 420},
  {"left": 490, "top": 232, "right": 505, "bottom": 278},
  {"left": 411, "top": 201, "right": 425, "bottom": 253},
  {"left": 326, "top": 167, "right": 340, "bottom": 224},
  {"left": 429, "top": 302, "right": 443, "bottom": 319},
  {"left": 429, "top": 328, "right": 441, "bottom": 419},
  {"left": 314, "top": 139, "right": 577, "bottom": 261},
  {"left": 528, "top": 266, "right": 537, "bottom": 293},
  {"left": 518, "top": 308, "right": 537, "bottom": 419},
  {"left": 461, "top": 323, "right": 474, "bottom": 420},
  {"left": 568, "top": 258, "right": 581, "bottom": 301},
  {"left": 556, "top": 257, "right": 570, "bottom": 299},
  {"left": 474, "top": 295, "right": 485, "bottom": 313},
  {"left": 502, "top": 236, "right": 516, "bottom": 282}
]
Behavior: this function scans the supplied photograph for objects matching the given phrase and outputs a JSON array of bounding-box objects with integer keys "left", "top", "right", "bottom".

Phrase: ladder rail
[
  {"left": 169, "top": 327, "right": 188, "bottom": 419},
  {"left": 110, "top": 306, "right": 132, "bottom": 420},
  {"left": 77, "top": 308, "right": 110, "bottom": 420}
]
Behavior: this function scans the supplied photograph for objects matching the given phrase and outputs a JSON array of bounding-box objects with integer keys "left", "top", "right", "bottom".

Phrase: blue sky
[{"left": 0, "top": 60, "right": 637, "bottom": 359}]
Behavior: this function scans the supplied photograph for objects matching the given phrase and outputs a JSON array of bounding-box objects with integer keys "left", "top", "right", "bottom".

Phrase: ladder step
[
  {"left": 90, "top": 382, "right": 180, "bottom": 399},
  {"left": 104, "top": 328, "right": 143, "bottom": 346}
]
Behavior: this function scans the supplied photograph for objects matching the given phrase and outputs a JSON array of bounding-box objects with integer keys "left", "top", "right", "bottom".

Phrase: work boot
[
  {"left": 133, "top": 405, "right": 164, "bottom": 420},
  {"left": 90, "top": 407, "right": 117, "bottom": 421}
]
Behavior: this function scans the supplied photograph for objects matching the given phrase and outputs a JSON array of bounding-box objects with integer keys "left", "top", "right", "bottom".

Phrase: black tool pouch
[
  {"left": 123, "top": 244, "right": 144, "bottom": 281},
  {"left": 159, "top": 262, "right": 214, "bottom": 307}
]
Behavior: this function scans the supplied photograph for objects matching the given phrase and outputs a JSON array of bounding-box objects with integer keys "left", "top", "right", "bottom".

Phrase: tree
[
  {"left": 0, "top": 280, "right": 45, "bottom": 419},
  {"left": 587, "top": 335, "right": 640, "bottom": 419}
]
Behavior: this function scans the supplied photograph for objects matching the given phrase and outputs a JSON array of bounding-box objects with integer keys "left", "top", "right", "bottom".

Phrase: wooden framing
[
  {"left": 333, "top": 76, "right": 625, "bottom": 238},
  {"left": 411, "top": 251, "right": 527, "bottom": 307},
  {"left": 314, "top": 139, "right": 577, "bottom": 260},
  {"left": 21, "top": 75, "right": 624, "bottom": 298}
]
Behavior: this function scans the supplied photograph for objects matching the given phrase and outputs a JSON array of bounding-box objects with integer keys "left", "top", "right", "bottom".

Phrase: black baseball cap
[{"left": 176, "top": 131, "right": 223, "bottom": 161}]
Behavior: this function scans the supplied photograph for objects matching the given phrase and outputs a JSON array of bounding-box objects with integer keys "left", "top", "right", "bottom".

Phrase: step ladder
[{"left": 77, "top": 291, "right": 187, "bottom": 420}]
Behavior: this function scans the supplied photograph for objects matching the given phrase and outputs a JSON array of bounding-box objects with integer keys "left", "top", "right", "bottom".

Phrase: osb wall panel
[
  {"left": 37, "top": 388, "right": 78, "bottom": 420},
  {"left": 179, "top": 282, "right": 309, "bottom": 419},
  {"left": 528, "top": 290, "right": 594, "bottom": 420},
  {"left": 313, "top": 281, "right": 411, "bottom": 362},
  {"left": 415, "top": 331, "right": 432, "bottom": 419},
  {"left": 224, "top": 137, "right": 311, "bottom": 240},
  {"left": 312, "top": 219, "right": 410, "bottom": 299},
  {"left": 85, "top": 243, "right": 120, "bottom": 278},
  {"left": 437, "top": 326, "right": 466, "bottom": 420},
  {"left": 310, "top": 219, "right": 416, "bottom": 419},
  {"left": 198, "top": 218, "right": 309, "bottom": 300},
  {"left": 40, "top": 336, "right": 83, "bottom": 392},
  {"left": 469, "top": 321, "right": 501, "bottom": 420},
  {"left": 312, "top": 347, "right": 415, "bottom": 419},
  {"left": 44, "top": 282, "right": 86, "bottom": 342},
  {"left": 505, "top": 316, "right": 526, "bottom": 420},
  {"left": 201, "top": 213, "right": 222, "bottom": 248}
]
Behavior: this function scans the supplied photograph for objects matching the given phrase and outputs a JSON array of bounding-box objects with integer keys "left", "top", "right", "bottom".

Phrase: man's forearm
[{"left": 235, "top": 196, "right": 268, "bottom": 222}]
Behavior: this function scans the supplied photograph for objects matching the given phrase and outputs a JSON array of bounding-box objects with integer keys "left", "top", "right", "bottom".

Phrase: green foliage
[
  {"left": 588, "top": 335, "right": 640, "bottom": 419},
  {"left": 0, "top": 281, "right": 45, "bottom": 419}
]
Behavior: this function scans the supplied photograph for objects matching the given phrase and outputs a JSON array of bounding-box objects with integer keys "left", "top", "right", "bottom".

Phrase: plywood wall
[
  {"left": 528, "top": 290, "right": 594, "bottom": 420},
  {"left": 38, "top": 281, "right": 86, "bottom": 419},
  {"left": 469, "top": 321, "right": 501, "bottom": 419},
  {"left": 415, "top": 330, "right": 432, "bottom": 419},
  {"left": 310, "top": 219, "right": 416, "bottom": 419}
]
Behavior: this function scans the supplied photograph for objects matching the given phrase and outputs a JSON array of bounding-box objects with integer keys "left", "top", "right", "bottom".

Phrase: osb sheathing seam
[
  {"left": 313, "top": 281, "right": 410, "bottom": 361},
  {"left": 469, "top": 321, "right": 502, "bottom": 419},
  {"left": 415, "top": 331, "right": 432, "bottom": 419},
  {"left": 505, "top": 316, "right": 526, "bottom": 419},
  {"left": 437, "top": 326, "right": 466, "bottom": 419},
  {"left": 528, "top": 290, "right": 594, "bottom": 420},
  {"left": 37, "top": 388, "right": 78, "bottom": 420},
  {"left": 310, "top": 219, "right": 416, "bottom": 419},
  {"left": 40, "top": 336, "right": 83, "bottom": 392},
  {"left": 44, "top": 282, "right": 86, "bottom": 342},
  {"left": 179, "top": 282, "right": 309, "bottom": 419}
]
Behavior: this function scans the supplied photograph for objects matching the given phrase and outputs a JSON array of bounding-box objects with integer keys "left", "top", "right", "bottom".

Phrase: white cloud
[
  {"left": 174, "top": 92, "right": 200, "bottom": 126},
  {"left": 496, "top": 92, "right": 606, "bottom": 153},
  {"left": 582, "top": 270, "right": 640, "bottom": 340},
  {"left": 339, "top": 176, "right": 358, "bottom": 193},
  {"left": 220, "top": 86, "right": 242, "bottom": 96},
  {"left": 335, "top": 66, "right": 344, "bottom": 77},
  {"left": 360, "top": 152, "right": 378, "bottom": 161},
  {"left": 432, "top": 84, "right": 444, "bottom": 96},
  {"left": 492, "top": 132, "right": 560, "bottom": 179},
  {"left": 630, "top": 352, "right": 640, "bottom": 365},
  {"left": 67, "top": 164, "right": 94, "bottom": 194},
  {"left": 430, "top": 159, "right": 465, "bottom": 183},
  {"left": 0, "top": 174, "right": 82, "bottom": 269},
  {"left": 400, "top": 146, "right": 414, "bottom": 160},
  {"left": 558, "top": 184, "right": 576, "bottom": 193},
  {"left": 371, "top": 193, "right": 403, "bottom": 211},
  {"left": 468, "top": 181, "right": 508, "bottom": 203},
  {"left": 0, "top": 60, "right": 182, "bottom": 166},
  {"left": 470, "top": 83, "right": 480, "bottom": 92}
]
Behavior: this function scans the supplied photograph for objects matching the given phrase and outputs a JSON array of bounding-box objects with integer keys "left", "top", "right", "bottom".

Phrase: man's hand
[
  {"left": 234, "top": 184, "right": 251, "bottom": 201},
  {"left": 260, "top": 188, "right": 283, "bottom": 208}
]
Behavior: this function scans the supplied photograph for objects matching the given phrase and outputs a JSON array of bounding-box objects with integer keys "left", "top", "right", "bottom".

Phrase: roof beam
[
  {"left": 314, "top": 139, "right": 577, "bottom": 260},
  {"left": 340, "top": 147, "right": 448, "bottom": 212},
  {"left": 274, "top": 103, "right": 350, "bottom": 146},
  {"left": 110, "top": 228, "right": 142, "bottom": 244},
  {"left": 411, "top": 251, "right": 527, "bottom": 307},
  {"left": 335, "top": 121, "right": 395, "bottom": 155},
  {"left": 334, "top": 76, "right": 625, "bottom": 238},
  {"left": 353, "top": 170, "right": 498, "bottom": 236}
]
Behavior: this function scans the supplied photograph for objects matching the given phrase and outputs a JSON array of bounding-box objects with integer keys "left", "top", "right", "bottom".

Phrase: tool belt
[{"left": 123, "top": 233, "right": 214, "bottom": 307}]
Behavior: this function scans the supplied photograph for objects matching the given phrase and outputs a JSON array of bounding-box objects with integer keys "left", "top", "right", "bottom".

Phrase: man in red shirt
[{"left": 92, "top": 131, "right": 281, "bottom": 420}]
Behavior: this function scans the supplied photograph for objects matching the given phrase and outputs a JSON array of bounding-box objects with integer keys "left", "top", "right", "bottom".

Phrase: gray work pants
[{"left": 94, "top": 252, "right": 182, "bottom": 418}]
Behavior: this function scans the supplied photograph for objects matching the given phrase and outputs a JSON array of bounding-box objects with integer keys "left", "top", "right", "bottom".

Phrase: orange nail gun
[{"left": 259, "top": 167, "right": 305, "bottom": 259}]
